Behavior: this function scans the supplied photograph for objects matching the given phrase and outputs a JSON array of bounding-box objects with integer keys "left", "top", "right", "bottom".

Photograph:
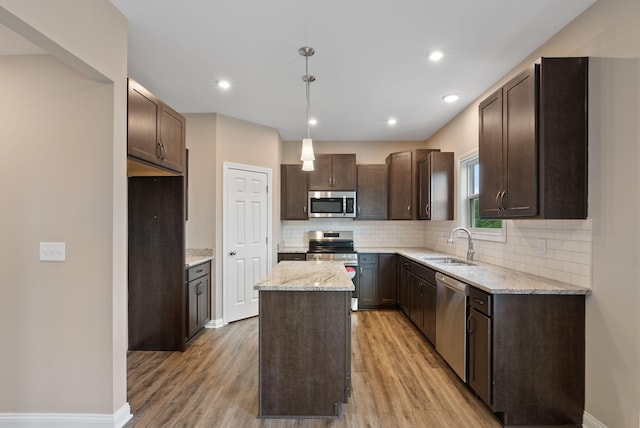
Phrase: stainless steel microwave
[{"left": 308, "top": 191, "right": 357, "bottom": 218}]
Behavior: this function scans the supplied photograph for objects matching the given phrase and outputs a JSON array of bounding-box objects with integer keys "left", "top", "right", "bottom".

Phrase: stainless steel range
[{"left": 306, "top": 231, "right": 359, "bottom": 310}]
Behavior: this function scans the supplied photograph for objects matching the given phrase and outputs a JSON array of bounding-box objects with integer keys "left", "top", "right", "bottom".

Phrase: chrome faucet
[{"left": 447, "top": 227, "right": 475, "bottom": 262}]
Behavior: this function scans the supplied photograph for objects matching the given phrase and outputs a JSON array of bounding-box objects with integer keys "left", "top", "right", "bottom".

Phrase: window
[{"left": 460, "top": 152, "right": 506, "bottom": 242}]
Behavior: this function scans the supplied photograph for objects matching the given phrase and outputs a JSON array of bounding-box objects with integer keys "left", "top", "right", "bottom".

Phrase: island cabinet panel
[
  {"left": 467, "top": 286, "right": 586, "bottom": 426},
  {"left": 479, "top": 57, "right": 588, "bottom": 219},
  {"left": 259, "top": 291, "right": 351, "bottom": 418}
]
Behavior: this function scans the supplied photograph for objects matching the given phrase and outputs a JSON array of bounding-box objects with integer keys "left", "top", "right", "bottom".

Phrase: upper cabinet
[
  {"left": 356, "top": 164, "right": 388, "bottom": 220},
  {"left": 386, "top": 149, "right": 438, "bottom": 220},
  {"left": 418, "top": 152, "right": 454, "bottom": 221},
  {"left": 281, "top": 164, "right": 309, "bottom": 220},
  {"left": 127, "top": 78, "right": 186, "bottom": 174},
  {"left": 309, "top": 154, "right": 356, "bottom": 191},
  {"left": 479, "top": 57, "right": 588, "bottom": 219}
]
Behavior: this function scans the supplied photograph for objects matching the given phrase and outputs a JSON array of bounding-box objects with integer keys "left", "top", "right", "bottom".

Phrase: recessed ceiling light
[
  {"left": 308, "top": 118, "right": 317, "bottom": 126},
  {"left": 442, "top": 94, "right": 459, "bottom": 103},
  {"left": 217, "top": 80, "right": 231, "bottom": 89},
  {"left": 387, "top": 118, "right": 397, "bottom": 126},
  {"left": 428, "top": 50, "right": 444, "bottom": 62}
]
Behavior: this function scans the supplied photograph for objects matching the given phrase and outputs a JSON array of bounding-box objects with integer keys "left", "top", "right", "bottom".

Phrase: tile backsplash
[{"left": 281, "top": 218, "right": 592, "bottom": 288}]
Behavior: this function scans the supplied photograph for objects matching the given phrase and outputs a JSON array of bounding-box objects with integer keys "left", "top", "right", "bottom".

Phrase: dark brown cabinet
[
  {"left": 259, "top": 290, "right": 351, "bottom": 417},
  {"left": 358, "top": 253, "right": 396, "bottom": 309},
  {"left": 386, "top": 149, "right": 438, "bottom": 220},
  {"left": 128, "top": 176, "right": 185, "bottom": 351},
  {"left": 398, "top": 256, "right": 411, "bottom": 316},
  {"left": 466, "top": 286, "right": 586, "bottom": 426},
  {"left": 186, "top": 261, "right": 211, "bottom": 341},
  {"left": 356, "top": 164, "right": 388, "bottom": 220},
  {"left": 127, "top": 78, "right": 186, "bottom": 174},
  {"left": 479, "top": 57, "right": 588, "bottom": 219},
  {"left": 407, "top": 262, "right": 436, "bottom": 344},
  {"left": 277, "top": 252, "right": 307, "bottom": 262},
  {"left": 309, "top": 154, "right": 356, "bottom": 191},
  {"left": 280, "top": 164, "right": 309, "bottom": 220},
  {"left": 418, "top": 152, "right": 454, "bottom": 221}
]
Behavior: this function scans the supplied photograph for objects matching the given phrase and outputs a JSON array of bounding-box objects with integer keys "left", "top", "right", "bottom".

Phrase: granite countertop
[
  {"left": 361, "top": 247, "right": 589, "bottom": 295},
  {"left": 254, "top": 261, "right": 355, "bottom": 292},
  {"left": 185, "top": 248, "right": 214, "bottom": 268}
]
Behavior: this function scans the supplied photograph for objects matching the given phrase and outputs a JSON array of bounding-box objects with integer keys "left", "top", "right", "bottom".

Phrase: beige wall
[
  {"left": 282, "top": 140, "right": 426, "bottom": 165},
  {"left": 185, "top": 114, "right": 217, "bottom": 250},
  {"left": 423, "top": 0, "right": 640, "bottom": 426},
  {"left": 215, "top": 114, "right": 283, "bottom": 319},
  {"left": 0, "top": 0, "right": 128, "bottom": 418}
]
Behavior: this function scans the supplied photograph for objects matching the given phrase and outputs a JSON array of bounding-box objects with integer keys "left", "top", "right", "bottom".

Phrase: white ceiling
[{"left": 6, "top": 1, "right": 596, "bottom": 142}]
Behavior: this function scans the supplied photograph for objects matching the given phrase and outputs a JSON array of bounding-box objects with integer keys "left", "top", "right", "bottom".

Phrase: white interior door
[{"left": 224, "top": 163, "right": 270, "bottom": 322}]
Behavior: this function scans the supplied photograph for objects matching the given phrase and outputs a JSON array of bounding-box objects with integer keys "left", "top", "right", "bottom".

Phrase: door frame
[{"left": 222, "top": 162, "right": 273, "bottom": 325}]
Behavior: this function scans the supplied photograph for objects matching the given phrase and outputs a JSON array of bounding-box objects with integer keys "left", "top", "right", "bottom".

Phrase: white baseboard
[
  {"left": 583, "top": 411, "right": 608, "bottom": 428},
  {"left": 205, "top": 318, "right": 225, "bottom": 328},
  {"left": 0, "top": 403, "right": 132, "bottom": 428}
]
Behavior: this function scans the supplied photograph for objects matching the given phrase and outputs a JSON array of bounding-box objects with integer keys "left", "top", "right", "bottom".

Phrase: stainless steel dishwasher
[{"left": 435, "top": 272, "right": 468, "bottom": 382}]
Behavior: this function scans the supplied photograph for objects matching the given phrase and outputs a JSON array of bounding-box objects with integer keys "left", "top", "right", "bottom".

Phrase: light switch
[{"left": 40, "top": 242, "right": 66, "bottom": 262}]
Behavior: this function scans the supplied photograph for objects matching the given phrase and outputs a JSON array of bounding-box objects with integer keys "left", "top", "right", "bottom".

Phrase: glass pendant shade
[
  {"left": 302, "top": 160, "right": 315, "bottom": 171},
  {"left": 300, "top": 138, "right": 315, "bottom": 161}
]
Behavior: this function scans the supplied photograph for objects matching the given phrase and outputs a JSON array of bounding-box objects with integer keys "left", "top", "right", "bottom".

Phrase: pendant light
[{"left": 299, "top": 46, "right": 316, "bottom": 171}]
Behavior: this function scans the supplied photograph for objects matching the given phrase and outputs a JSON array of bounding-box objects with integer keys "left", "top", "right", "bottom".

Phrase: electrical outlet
[
  {"left": 39, "top": 242, "right": 66, "bottom": 262},
  {"left": 536, "top": 238, "right": 547, "bottom": 255}
]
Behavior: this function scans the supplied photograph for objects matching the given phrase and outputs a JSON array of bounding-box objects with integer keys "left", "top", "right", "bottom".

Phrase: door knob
[{"left": 229, "top": 250, "right": 237, "bottom": 256}]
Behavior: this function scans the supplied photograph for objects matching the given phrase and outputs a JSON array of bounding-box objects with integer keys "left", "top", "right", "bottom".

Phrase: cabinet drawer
[
  {"left": 188, "top": 261, "right": 210, "bottom": 281},
  {"left": 468, "top": 286, "right": 492, "bottom": 316},
  {"left": 358, "top": 253, "right": 377, "bottom": 264},
  {"left": 399, "top": 256, "right": 411, "bottom": 270},
  {"left": 410, "top": 262, "right": 436, "bottom": 284},
  {"left": 277, "top": 252, "right": 307, "bottom": 262}
]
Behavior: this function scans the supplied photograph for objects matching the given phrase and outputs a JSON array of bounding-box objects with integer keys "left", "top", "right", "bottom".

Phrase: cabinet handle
[
  {"left": 425, "top": 203, "right": 430, "bottom": 217},
  {"left": 358, "top": 206, "right": 361, "bottom": 215},
  {"left": 467, "top": 314, "right": 474, "bottom": 333},
  {"left": 495, "top": 192, "right": 501, "bottom": 211},
  {"left": 329, "top": 177, "right": 332, "bottom": 187},
  {"left": 359, "top": 267, "right": 363, "bottom": 276},
  {"left": 500, "top": 191, "right": 506, "bottom": 213},
  {"left": 407, "top": 205, "right": 411, "bottom": 212},
  {"left": 303, "top": 206, "right": 307, "bottom": 214},
  {"left": 156, "top": 141, "right": 163, "bottom": 160},
  {"left": 473, "top": 298, "right": 485, "bottom": 305}
]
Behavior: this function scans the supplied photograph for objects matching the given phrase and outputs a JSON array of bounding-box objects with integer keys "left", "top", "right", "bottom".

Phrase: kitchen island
[{"left": 254, "top": 261, "right": 354, "bottom": 419}]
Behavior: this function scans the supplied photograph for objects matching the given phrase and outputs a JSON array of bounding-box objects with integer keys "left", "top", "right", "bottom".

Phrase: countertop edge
[{"left": 185, "top": 256, "right": 214, "bottom": 268}]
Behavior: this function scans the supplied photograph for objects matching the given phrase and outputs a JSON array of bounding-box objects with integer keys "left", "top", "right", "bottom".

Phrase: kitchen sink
[{"left": 421, "top": 256, "right": 476, "bottom": 266}]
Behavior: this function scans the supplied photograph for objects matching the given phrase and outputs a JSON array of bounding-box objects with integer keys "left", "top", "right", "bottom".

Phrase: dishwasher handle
[{"left": 435, "top": 272, "right": 468, "bottom": 294}]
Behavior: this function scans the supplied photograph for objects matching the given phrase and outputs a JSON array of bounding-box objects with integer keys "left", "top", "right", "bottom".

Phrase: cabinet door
[
  {"left": 503, "top": 67, "right": 537, "bottom": 217},
  {"left": 187, "top": 278, "right": 200, "bottom": 339},
  {"left": 308, "top": 155, "right": 333, "bottom": 190},
  {"left": 357, "top": 165, "right": 388, "bottom": 220},
  {"left": 378, "top": 254, "right": 397, "bottom": 306},
  {"left": 358, "top": 262, "right": 377, "bottom": 309},
  {"left": 422, "top": 281, "right": 436, "bottom": 344},
  {"left": 127, "top": 78, "right": 160, "bottom": 165},
  {"left": 468, "top": 308, "right": 492, "bottom": 406},
  {"left": 400, "top": 266, "right": 411, "bottom": 316},
  {"left": 158, "top": 103, "right": 186, "bottom": 173},
  {"left": 409, "top": 274, "right": 424, "bottom": 330},
  {"left": 281, "top": 165, "right": 309, "bottom": 220},
  {"left": 430, "top": 152, "right": 454, "bottom": 221},
  {"left": 417, "top": 157, "right": 432, "bottom": 220},
  {"left": 479, "top": 88, "right": 504, "bottom": 218},
  {"left": 388, "top": 151, "right": 413, "bottom": 219},
  {"left": 197, "top": 274, "right": 210, "bottom": 327},
  {"left": 331, "top": 154, "right": 356, "bottom": 190}
]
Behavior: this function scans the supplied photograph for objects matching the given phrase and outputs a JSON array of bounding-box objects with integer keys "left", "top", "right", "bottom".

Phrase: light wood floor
[{"left": 125, "top": 310, "right": 501, "bottom": 427}]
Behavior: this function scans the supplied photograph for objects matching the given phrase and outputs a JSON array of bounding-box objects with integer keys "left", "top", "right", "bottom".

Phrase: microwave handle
[{"left": 342, "top": 196, "right": 347, "bottom": 216}]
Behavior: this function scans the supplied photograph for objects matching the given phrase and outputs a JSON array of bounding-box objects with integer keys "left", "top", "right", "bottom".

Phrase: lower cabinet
[
  {"left": 186, "top": 261, "right": 211, "bottom": 341},
  {"left": 408, "top": 262, "right": 436, "bottom": 344},
  {"left": 467, "top": 286, "right": 586, "bottom": 426},
  {"left": 358, "top": 253, "right": 396, "bottom": 309},
  {"left": 277, "top": 252, "right": 307, "bottom": 262}
]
